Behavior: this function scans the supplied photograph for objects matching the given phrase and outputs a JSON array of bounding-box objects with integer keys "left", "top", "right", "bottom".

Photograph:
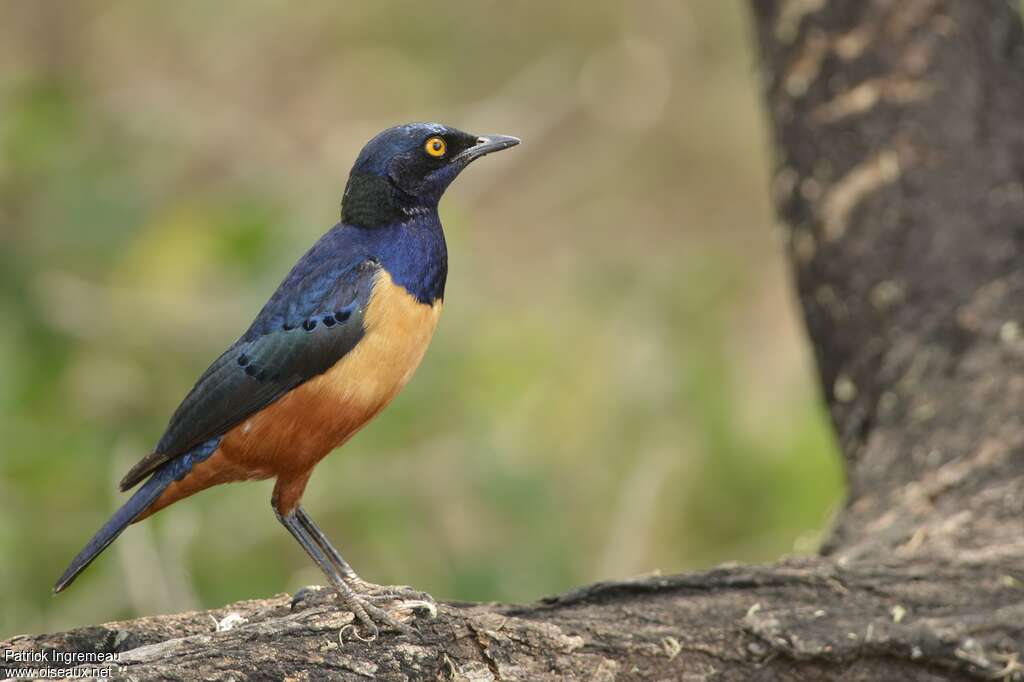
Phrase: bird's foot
[
  {"left": 339, "top": 593, "right": 415, "bottom": 642},
  {"left": 290, "top": 581, "right": 437, "bottom": 641},
  {"left": 290, "top": 584, "right": 330, "bottom": 610},
  {"left": 335, "top": 582, "right": 438, "bottom": 642},
  {"left": 350, "top": 578, "right": 437, "bottom": 613}
]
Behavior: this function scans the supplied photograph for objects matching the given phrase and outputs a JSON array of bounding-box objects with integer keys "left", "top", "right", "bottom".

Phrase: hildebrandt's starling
[{"left": 55, "top": 123, "right": 520, "bottom": 637}]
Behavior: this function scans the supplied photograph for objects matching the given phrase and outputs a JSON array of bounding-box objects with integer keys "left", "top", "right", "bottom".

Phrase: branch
[{"left": 4, "top": 558, "right": 1023, "bottom": 680}]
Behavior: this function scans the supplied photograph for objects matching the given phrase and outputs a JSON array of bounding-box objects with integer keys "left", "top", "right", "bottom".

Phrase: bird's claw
[
  {"left": 382, "top": 598, "right": 438, "bottom": 619},
  {"left": 359, "top": 588, "right": 438, "bottom": 619},
  {"left": 351, "top": 579, "right": 437, "bottom": 607},
  {"left": 333, "top": 582, "right": 435, "bottom": 642},
  {"left": 341, "top": 597, "right": 417, "bottom": 641},
  {"left": 290, "top": 584, "right": 329, "bottom": 610}
]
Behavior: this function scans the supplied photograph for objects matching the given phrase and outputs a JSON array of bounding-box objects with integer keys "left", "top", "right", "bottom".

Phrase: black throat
[{"left": 340, "top": 173, "right": 417, "bottom": 228}]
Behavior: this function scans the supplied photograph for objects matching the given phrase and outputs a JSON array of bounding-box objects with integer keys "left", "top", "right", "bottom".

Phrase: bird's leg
[
  {"left": 293, "top": 506, "right": 359, "bottom": 580},
  {"left": 274, "top": 506, "right": 412, "bottom": 639},
  {"left": 294, "top": 506, "right": 436, "bottom": 612}
]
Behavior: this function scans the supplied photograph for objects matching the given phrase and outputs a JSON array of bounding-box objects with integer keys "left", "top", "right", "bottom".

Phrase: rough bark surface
[{"left": 6, "top": 1, "right": 1024, "bottom": 679}]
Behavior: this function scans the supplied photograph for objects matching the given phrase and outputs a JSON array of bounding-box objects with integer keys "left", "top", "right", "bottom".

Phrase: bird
[{"left": 54, "top": 122, "right": 520, "bottom": 637}]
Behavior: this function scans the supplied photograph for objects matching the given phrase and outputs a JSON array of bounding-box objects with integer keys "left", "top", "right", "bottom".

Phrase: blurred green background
[{"left": 0, "top": 1, "right": 843, "bottom": 636}]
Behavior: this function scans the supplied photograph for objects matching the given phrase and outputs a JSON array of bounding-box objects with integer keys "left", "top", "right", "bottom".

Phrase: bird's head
[{"left": 341, "top": 122, "right": 519, "bottom": 227}]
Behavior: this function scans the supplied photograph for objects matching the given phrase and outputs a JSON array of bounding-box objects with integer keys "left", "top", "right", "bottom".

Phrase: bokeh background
[{"left": 0, "top": 2, "right": 843, "bottom": 636}]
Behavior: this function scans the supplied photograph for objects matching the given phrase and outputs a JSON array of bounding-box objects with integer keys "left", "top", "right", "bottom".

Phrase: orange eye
[{"left": 424, "top": 136, "right": 447, "bottom": 158}]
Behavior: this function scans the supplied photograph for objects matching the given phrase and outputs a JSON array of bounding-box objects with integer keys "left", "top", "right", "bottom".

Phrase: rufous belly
[{"left": 138, "top": 271, "right": 442, "bottom": 519}]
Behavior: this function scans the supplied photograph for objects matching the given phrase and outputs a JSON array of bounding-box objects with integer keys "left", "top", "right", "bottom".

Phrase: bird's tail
[{"left": 53, "top": 464, "right": 175, "bottom": 593}]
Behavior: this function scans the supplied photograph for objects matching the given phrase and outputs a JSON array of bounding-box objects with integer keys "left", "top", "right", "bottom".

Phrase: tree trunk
[{"left": 6, "top": 1, "right": 1024, "bottom": 679}]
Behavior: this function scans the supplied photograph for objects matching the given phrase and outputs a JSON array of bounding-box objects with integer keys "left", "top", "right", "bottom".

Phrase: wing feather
[{"left": 119, "top": 257, "right": 380, "bottom": 491}]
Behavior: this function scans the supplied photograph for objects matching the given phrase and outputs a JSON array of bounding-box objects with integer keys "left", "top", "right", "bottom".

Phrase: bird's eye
[{"left": 424, "top": 136, "right": 447, "bottom": 158}]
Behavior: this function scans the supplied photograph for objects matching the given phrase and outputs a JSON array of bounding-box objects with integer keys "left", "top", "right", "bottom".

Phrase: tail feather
[
  {"left": 55, "top": 437, "right": 222, "bottom": 593},
  {"left": 53, "top": 466, "right": 174, "bottom": 593}
]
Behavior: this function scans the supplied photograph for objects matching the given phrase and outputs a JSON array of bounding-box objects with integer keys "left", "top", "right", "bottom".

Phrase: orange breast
[{"left": 140, "top": 271, "right": 443, "bottom": 518}]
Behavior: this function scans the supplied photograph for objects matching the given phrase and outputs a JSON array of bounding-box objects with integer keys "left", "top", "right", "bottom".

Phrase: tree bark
[{"left": 6, "top": 1, "right": 1024, "bottom": 679}]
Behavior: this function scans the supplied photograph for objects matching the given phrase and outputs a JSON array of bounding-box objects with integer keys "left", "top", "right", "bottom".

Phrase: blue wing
[{"left": 119, "top": 254, "right": 381, "bottom": 490}]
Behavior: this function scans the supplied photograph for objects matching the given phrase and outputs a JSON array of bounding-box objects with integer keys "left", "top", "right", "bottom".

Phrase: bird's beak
[{"left": 454, "top": 134, "right": 521, "bottom": 164}]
